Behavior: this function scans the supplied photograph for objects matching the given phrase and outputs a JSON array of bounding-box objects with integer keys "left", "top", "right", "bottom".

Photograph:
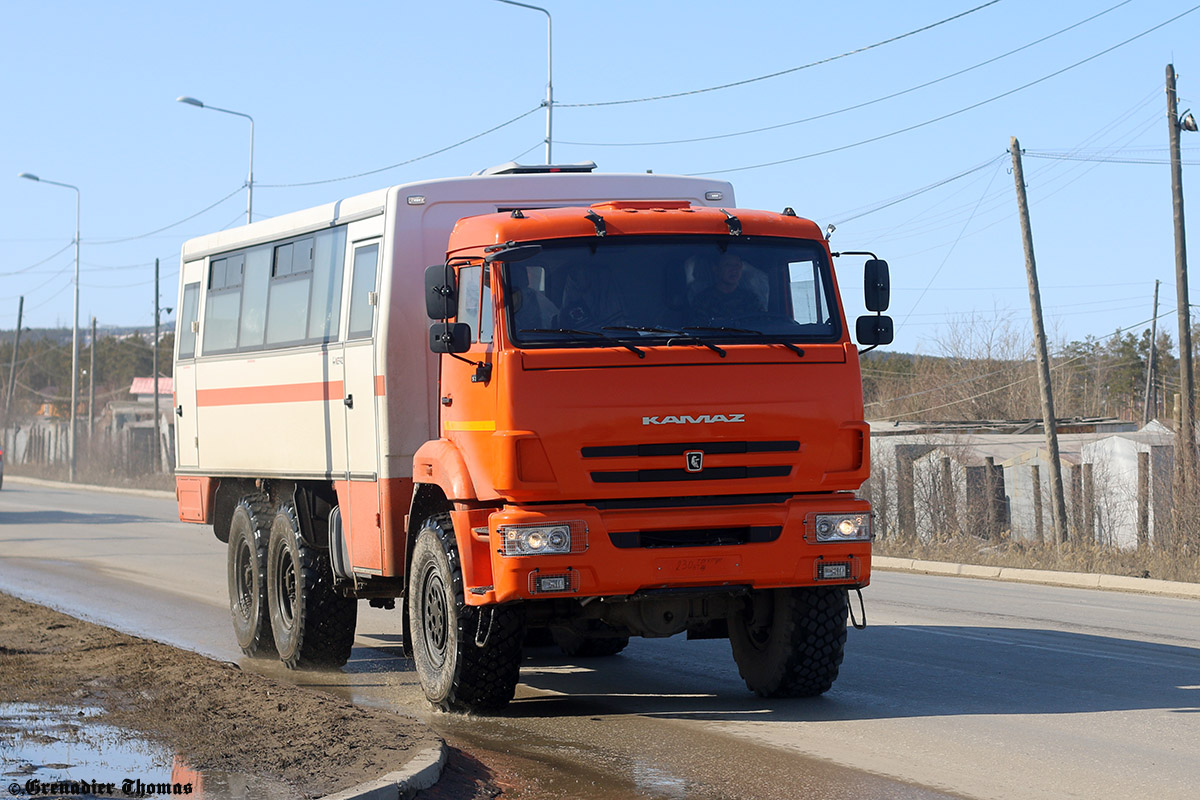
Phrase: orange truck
[{"left": 173, "top": 162, "right": 892, "bottom": 711}]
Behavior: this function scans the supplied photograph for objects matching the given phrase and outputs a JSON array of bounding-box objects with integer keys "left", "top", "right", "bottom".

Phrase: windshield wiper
[
  {"left": 520, "top": 328, "right": 645, "bottom": 358},
  {"left": 682, "top": 326, "right": 805, "bottom": 358},
  {"left": 604, "top": 325, "right": 726, "bottom": 357}
]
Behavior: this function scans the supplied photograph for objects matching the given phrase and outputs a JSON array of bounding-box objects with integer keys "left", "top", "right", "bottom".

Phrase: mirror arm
[{"left": 443, "top": 351, "right": 493, "bottom": 384}]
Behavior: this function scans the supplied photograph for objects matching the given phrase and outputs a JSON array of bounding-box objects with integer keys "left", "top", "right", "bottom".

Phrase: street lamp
[
  {"left": 494, "top": 0, "right": 553, "bottom": 165},
  {"left": 177, "top": 96, "right": 255, "bottom": 224},
  {"left": 17, "top": 171, "right": 81, "bottom": 482}
]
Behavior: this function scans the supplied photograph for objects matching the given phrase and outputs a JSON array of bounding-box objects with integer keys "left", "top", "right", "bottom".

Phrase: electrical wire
[
  {"left": 0, "top": 242, "right": 74, "bottom": 278},
  {"left": 556, "top": 1, "right": 1004, "bottom": 108},
  {"left": 690, "top": 5, "right": 1200, "bottom": 176},
  {"left": 89, "top": 186, "right": 243, "bottom": 245},
  {"left": 560, "top": 0, "right": 1131, "bottom": 146},
  {"left": 257, "top": 105, "right": 543, "bottom": 188}
]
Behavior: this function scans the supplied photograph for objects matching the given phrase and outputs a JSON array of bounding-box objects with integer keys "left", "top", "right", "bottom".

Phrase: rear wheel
[
  {"left": 408, "top": 514, "right": 525, "bottom": 712},
  {"left": 227, "top": 496, "right": 275, "bottom": 657},
  {"left": 266, "top": 499, "right": 357, "bottom": 669},
  {"left": 729, "top": 587, "right": 847, "bottom": 697}
]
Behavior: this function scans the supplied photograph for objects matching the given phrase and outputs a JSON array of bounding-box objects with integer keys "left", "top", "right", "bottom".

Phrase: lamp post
[
  {"left": 494, "top": 0, "right": 553, "bottom": 164},
  {"left": 17, "top": 172, "right": 80, "bottom": 482},
  {"left": 177, "top": 96, "right": 255, "bottom": 224}
]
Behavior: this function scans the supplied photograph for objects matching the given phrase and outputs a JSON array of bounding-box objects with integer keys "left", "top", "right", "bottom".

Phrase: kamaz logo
[{"left": 642, "top": 413, "right": 746, "bottom": 425}]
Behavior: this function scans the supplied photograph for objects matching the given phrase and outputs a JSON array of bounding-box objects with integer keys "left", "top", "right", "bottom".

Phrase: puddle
[{"left": 0, "top": 704, "right": 295, "bottom": 799}]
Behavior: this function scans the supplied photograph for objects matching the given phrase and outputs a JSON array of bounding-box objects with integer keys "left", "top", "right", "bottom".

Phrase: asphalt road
[{"left": 1, "top": 478, "right": 1197, "bottom": 800}]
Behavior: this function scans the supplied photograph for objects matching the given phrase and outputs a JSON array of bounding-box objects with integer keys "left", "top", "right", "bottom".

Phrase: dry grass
[{"left": 875, "top": 535, "right": 1200, "bottom": 584}]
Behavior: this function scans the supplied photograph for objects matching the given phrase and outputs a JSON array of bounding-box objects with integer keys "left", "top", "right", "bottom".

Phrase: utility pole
[
  {"left": 1143, "top": 279, "right": 1161, "bottom": 425},
  {"left": 1167, "top": 63, "right": 1197, "bottom": 493},
  {"left": 5, "top": 296, "right": 23, "bottom": 425},
  {"left": 88, "top": 316, "right": 96, "bottom": 451},
  {"left": 153, "top": 258, "right": 161, "bottom": 472},
  {"left": 1012, "top": 136, "right": 1069, "bottom": 544}
]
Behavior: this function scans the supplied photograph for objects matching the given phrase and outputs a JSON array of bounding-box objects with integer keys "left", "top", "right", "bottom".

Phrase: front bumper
[{"left": 451, "top": 494, "right": 871, "bottom": 605}]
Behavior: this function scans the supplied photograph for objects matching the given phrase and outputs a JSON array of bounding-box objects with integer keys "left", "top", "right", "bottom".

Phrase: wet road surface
[{"left": 2, "top": 479, "right": 1198, "bottom": 799}]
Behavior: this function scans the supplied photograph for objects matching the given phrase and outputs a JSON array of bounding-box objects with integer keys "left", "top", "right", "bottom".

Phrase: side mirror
[
  {"left": 856, "top": 315, "right": 894, "bottom": 346},
  {"left": 425, "top": 264, "right": 457, "bottom": 319},
  {"left": 864, "top": 259, "right": 890, "bottom": 312},
  {"left": 429, "top": 322, "right": 472, "bottom": 354},
  {"left": 484, "top": 244, "right": 542, "bottom": 264}
]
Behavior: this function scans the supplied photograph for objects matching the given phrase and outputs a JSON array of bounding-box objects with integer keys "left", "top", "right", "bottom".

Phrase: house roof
[{"left": 129, "top": 377, "right": 173, "bottom": 396}]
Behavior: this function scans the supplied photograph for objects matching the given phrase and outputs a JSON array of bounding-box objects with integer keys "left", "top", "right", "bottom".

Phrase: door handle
[
  {"left": 344, "top": 394, "right": 354, "bottom": 409},
  {"left": 176, "top": 405, "right": 183, "bottom": 417}
]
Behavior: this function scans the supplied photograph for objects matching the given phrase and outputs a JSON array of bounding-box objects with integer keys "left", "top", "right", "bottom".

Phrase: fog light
[{"left": 812, "top": 513, "right": 871, "bottom": 542}]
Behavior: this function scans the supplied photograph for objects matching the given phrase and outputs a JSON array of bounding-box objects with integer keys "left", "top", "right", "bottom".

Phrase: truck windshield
[{"left": 502, "top": 236, "right": 840, "bottom": 347}]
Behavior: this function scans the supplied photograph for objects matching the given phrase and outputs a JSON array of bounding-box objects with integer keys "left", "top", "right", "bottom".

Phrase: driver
[{"left": 692, "top": 253, "right": 765, "bottom": 323}]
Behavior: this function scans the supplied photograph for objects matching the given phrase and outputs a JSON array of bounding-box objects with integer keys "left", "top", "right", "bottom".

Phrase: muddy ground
[{"left": 0, "top": 593, "right": 524, "bottom": 799}]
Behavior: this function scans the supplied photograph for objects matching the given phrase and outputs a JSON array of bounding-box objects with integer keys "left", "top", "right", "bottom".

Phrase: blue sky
[{"left": 4, "top": 0, "right": 1200, "bottom": 356}]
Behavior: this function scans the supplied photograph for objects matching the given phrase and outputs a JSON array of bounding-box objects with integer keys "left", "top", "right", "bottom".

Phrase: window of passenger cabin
[
  {"left": 238, "top": 246, "right": 271, "bottom": 350},
  {"left": 202, "top": 253, "right": 244, "bottom": 354},
  {"left": 178, "top": 283, "right": 200, "bottom": 359},
  {"left": 347, "top": 243, "right": 379, "bottom": 339},
  {"left": 308, "top": 227, "right": 346, "bottom": 342},
  {"left": 265, "top": 237, "right": 314, "bottom": 346}
]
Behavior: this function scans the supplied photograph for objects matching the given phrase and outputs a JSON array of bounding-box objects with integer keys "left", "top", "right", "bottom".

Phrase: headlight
[
  {"left": 499, "top": 521, "right": 587, "bottom": 556},
  {"left": 812, "top": 513, "right": 871, "bottom": 542}
]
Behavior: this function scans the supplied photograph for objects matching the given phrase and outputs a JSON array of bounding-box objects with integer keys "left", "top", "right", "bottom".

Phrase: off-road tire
[
  {"left": 227, "top": 495, "right": 275, "bottom": 657},
  {"left": 266, "top": 499, "right": 357, "bottom": 669},
  {"left": 408, "top": 514, "right": 525, "bottom": 712},
  {"left": 552, "top": 623, "right": 630, "bottom": 658},
  {"left": 729, "top": 587, "right": 847, "bottom": 697}
]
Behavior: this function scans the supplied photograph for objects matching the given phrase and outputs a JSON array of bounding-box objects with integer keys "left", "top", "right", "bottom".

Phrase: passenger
[
  {"left": 510, "top": 265, "right": 559, "bottom": 331},
  {"left": 560, "top": 267, "right": 626, "bottom": 329},
  {"left": 692, "top": 253, "right": 766, "bottom": 323}
]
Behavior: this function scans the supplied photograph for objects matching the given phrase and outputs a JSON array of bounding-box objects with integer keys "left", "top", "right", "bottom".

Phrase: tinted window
[
  {"left": 308, "top": 228, "right": 346, "bottom": 341},
  {"left": 348, "top": 243, "right": 379, "bottom": 340},
  {"left": 502, "top": 236, "right": 841, "bottom": 347},
  {"left": 178, "top": 283, "right": 200, "bottom": 359},
  {"left": 238, "top": 246, "right": 271, "bottom": 349},
  {"left": 202, "top": 253, "right": 244, "bottom": 354},
  {"left": 457, "top": 265, "right": 481, "bottom": 342}
]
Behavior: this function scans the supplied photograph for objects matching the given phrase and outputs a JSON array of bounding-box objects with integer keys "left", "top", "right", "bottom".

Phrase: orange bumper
[{"left": 452, "top": 495, "right": 871, "bottom": 606}]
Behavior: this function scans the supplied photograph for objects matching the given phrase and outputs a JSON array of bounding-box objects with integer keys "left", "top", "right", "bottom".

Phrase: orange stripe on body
[{"left": 197, "top": 380, "right": 346, "bottom": 407}]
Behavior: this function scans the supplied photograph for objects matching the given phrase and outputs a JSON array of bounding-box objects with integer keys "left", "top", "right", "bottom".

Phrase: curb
[
  {"left": 873, "top": 555, "right": 1200, "bottom": 600},
  {"left": 4, "top": 474, "right": 175, "bottom": 499},
  {"left": 319, "top": 742, "right": 447, "bottom": 800}
]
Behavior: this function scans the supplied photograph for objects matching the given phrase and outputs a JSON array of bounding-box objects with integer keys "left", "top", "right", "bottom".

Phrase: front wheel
[
  {"left": 265, "top": 499, "right": 357, "bottom": 669},
  {"left": 408, "top": 514, "right": 525, "bottom": 712},
  {"left": 728, "top": 588, "right": 847, "bottom": 697}
]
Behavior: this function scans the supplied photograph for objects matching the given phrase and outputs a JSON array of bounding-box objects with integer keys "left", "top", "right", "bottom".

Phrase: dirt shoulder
[{"left": 0, "top": 593, "right": 442, "bottom": 799}]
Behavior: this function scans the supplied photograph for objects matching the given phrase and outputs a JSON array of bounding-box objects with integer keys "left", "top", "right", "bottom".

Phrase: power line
[
  {"left": 556, "top": 1, "right": 1004, "bottom": 108},
  {"left": 690, "top": 5, "right": 1200, "bottom": 176},
  {"left": 257, "top": 106, "right": 543, "bottom": 188},
  {"left": 0, "top": 242, "right": 73, "bottom": 278},
  {"left": 89, "top": 186, "right": 243, "bottom": 245},
  {"left": 560, "top": 0, "right": 1130, "bottom": 146}
]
